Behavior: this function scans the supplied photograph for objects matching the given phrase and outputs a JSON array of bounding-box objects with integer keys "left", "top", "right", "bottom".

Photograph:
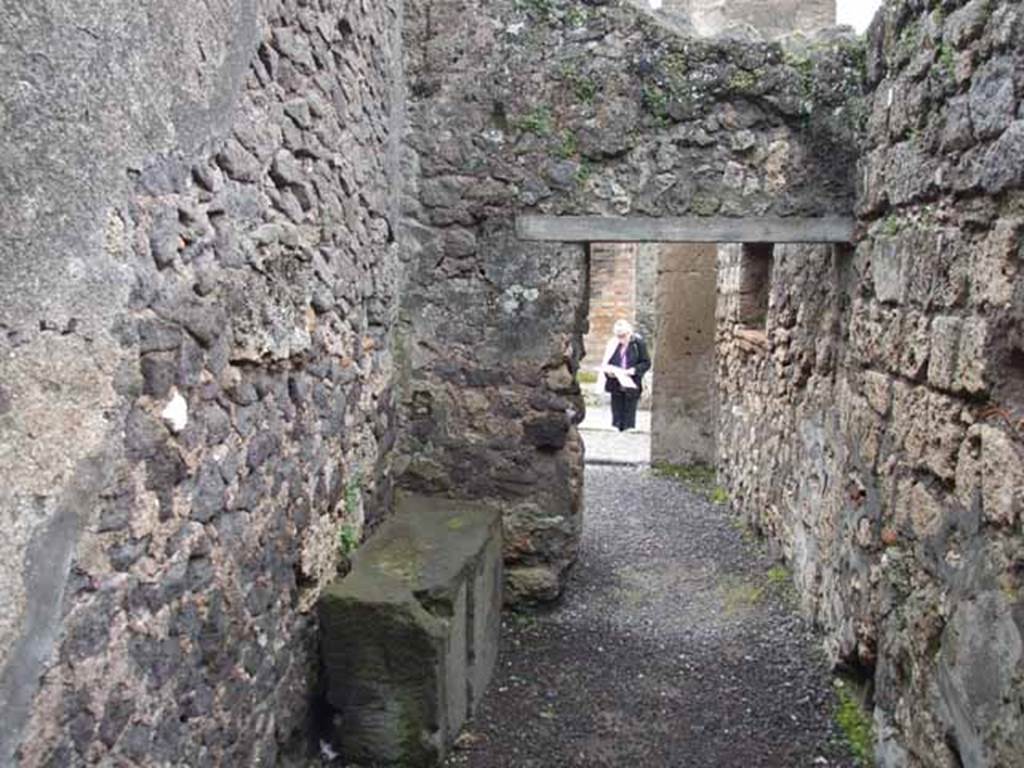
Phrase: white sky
[
  {"left": 837, "top": 0, "right": 884, "bottom": 33},
  {"left": 645, "top": 1, "right": 886, "bottom": 35}
]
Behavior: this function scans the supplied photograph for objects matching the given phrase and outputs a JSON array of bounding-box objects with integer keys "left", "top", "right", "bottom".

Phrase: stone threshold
[{"left": 584, "top": 457, "right": 651, "bottom": 467}]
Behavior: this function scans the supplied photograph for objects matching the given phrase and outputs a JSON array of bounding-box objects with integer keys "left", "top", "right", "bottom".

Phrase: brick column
[{"left": 583, "top": 243, "right": 638, "bottom": 370}]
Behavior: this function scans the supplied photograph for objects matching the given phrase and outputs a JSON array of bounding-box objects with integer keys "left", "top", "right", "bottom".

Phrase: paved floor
[
  {"left": 579, "top": 405, "right": 651, "bottom": 466},
  {"left": 445, "top": 466, "right": 858, "bottom": 768}
]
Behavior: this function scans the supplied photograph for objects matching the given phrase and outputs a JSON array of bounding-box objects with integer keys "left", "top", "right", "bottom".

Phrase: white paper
[{"left": 599, "top": 364, "right": 637, "bottom": 389}]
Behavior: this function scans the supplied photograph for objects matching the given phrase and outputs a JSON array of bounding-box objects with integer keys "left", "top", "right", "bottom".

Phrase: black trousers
[{"left": 610, "top": 391, "right": 640, "bottom": 431}]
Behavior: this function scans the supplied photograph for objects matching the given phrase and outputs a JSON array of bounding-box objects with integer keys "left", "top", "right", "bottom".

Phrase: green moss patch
[
  {"left": 721, "top": 578, "right": 765, "bottom": 615},
  {"left": 834, "top": 679, "right": 875, "bottom": 767},
  {"left": 766, "top": 564, "right": 790, "bottom": 586},
  {"left": 651, "top": 462, "right": 728, "bottom": 504}
]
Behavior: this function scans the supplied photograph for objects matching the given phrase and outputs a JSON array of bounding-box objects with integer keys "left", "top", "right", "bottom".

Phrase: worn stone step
[{"left": 318, "top": 493, "right": 502, "bottom": 767}]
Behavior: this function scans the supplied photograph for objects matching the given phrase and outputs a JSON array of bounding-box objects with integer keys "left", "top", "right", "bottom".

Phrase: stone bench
[{"left": 318, "top": 493, "right": 503, "bottom": 766}]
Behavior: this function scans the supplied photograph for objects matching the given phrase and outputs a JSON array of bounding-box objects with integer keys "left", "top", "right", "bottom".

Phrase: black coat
[{"left": 603, "top": 335, "right": 651, "bottom": 396}]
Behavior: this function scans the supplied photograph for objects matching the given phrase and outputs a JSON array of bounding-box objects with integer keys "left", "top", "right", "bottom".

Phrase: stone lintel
[{"left": 516, "top": 215, "right": 855, "bottom": 244}]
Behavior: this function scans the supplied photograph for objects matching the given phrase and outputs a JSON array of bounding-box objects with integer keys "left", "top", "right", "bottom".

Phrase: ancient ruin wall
[
  {"left": 0, "top": 0, "right": 404, "bottom": 763},
  {"left": 398, "top": 0, "right": 864, "bottom": 600},
  {"left": 717, "top": 0, "right": 1024, "bottom": 764}
]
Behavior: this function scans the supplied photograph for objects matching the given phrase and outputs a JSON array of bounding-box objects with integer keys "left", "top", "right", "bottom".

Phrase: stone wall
[
  {"left": 0, "top": 0, "right": 404, "bottom": 763},
  {"left": 398, "top": 0, "right": 864, "bottom": 601},
  {"left": 716, "top": 0, "right": 1024, "bottom": 763},
  {"left": 716, "top": 240, "right": 853, "bottom": 648}
]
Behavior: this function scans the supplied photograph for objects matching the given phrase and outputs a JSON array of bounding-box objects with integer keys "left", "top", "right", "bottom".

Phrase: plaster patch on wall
[
  {"left": 500, "top": 285, "right": 540, "bottom": 314},
  {"left": 160, "top": 389, "right": 189, "bottom": 433}
]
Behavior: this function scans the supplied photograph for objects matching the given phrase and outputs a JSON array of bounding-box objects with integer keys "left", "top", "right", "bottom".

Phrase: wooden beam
[{"left": 516, "top": 215, "right": 855, "bottom": 243}]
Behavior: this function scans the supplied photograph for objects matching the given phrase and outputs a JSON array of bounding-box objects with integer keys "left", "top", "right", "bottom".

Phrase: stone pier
[{"left": 651, "top": 244, "right": 718, "bottom": 466}]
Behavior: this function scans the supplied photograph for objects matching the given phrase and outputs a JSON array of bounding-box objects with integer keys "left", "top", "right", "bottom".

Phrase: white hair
[{"left": 612, "top": 319, "right": 633, "bottom": 336}]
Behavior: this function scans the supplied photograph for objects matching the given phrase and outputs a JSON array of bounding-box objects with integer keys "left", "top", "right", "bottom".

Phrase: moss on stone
[
  {"left": 690, "top": 193, "right": 722, "bottom": 215},
  {"left": 938, "top": 42, "right": 955, "bottom": 80},
  {"left": 834, "top": 679, "right": 875, "bottom": 767},
  {"left": 570, "top": 74, "right": 597, "bottom": 103},
  {"left": 766, "top": 564, "right": 790, "bottom": 586},
  {"left": 338, "top": 523, "right": 360, "bottom": 556},
  {"left": 513, "top": 106, "right": 554, "bottom": 136},
  {"left": 574, "top": 161, "right": 592, "bottom": 186},
  {"left": 721, "top": 577, "right": 764, "bottom": 615},
  {"left": 651, "top": 462, "right": 720, "bottom": 500},
  {"left": 345, "top": 473, "right": 362, "bottom": 517},
  {"left": 446, "top": 515, "right": 468, "bottom": 531},
  {"left": 556, "top": 130, "right": 579, "bottom": 159},
  {"left": 662, "top": 52, "right": 690, "bottom": 81},
  {"left": 563, "top": 4, "right": 587, "bottom": 29},
  {"left": 372, "top": 543, "right": 424, "bottom": 584},
  {"left": 641, "top": 84, "right": 670, "bottom": 121},
  {"left": 514, "top": 0, "right": 554, "bottom": 22},
  {"left": 896, "top": 20, "right": 922, "bottom": 63},
  {"left": 878, "top": 214, "right": 903, "bottom": 236},
  {"left": 710, "top": 486, "right": 729, "bottom": 505},
  {"left": 728, "top": 69, "right": 760, "bottom": 94}
]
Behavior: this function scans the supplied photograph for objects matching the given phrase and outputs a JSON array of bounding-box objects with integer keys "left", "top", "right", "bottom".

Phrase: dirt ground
[{"left": 444, "top": 465, "right": 860, "bottom": 768}]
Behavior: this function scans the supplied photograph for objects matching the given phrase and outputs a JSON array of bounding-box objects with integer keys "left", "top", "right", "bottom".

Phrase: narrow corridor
[{"left": 445, "top": 466, "right": 859, "bottom": 767}]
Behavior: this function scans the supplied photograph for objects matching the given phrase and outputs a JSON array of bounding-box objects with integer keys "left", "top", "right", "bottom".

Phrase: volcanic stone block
[{"left": 319, "top": 494, "right": 502, "bottom": 767}]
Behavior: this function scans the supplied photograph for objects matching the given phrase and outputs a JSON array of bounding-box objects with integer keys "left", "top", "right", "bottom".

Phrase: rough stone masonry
[
  {"left": 396, "top": 0, "right": 863, "bottom": 603},
  {"left": 0, "top": 0, "right": 1021, "bottom": 766},
  {"left": 1, "top": 0, "right": 404, "bottom": 764},
  {"left": 717, "top": 1, "right": 1024, "bottom": 764}
]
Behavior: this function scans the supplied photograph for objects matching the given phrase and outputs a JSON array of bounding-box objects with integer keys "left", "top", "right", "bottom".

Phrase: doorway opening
[
  {"left": 516, "top": 211, "right": 853, "bottom": 469},
  {"left": 578, "top": 241, "right": 720, "bottom": 469}
]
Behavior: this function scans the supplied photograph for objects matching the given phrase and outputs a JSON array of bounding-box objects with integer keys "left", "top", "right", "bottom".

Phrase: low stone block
[{"left": 319, "top": 494, "right": 502, "bottom": 767}]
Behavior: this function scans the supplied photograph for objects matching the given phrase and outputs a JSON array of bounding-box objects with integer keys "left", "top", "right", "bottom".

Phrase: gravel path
[{"left": 445, "top": 465, "right": 858, "bottom": 768}]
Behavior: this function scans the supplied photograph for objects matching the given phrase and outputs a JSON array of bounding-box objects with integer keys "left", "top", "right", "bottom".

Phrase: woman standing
[{"left": 599, "top": 319, "right": 651, "bottom": 432}]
